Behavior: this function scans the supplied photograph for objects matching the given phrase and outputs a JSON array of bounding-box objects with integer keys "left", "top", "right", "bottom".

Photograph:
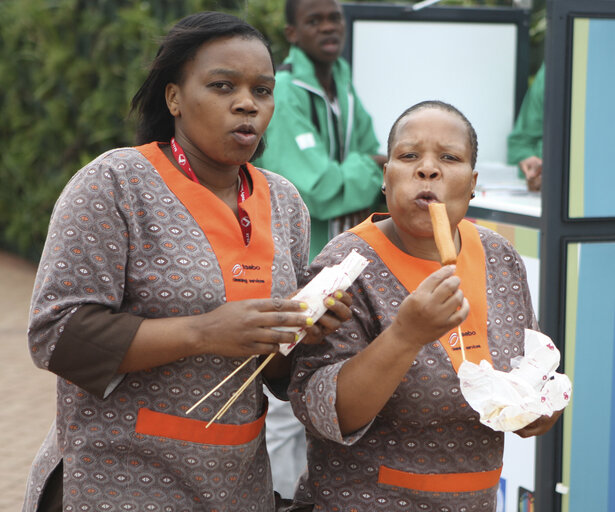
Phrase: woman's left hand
[
  {"left": 263, "top": 291, "right": 352, "bottom": 380},
  {"left": 301, "top": 290, "right": 353, "bottom": 345},
  {"left": 514, "top": 409, "right": 564, "bottom": 438}
]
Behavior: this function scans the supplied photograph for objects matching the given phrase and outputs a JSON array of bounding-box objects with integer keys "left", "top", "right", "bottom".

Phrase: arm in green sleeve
[{"left": 507, "top": 63, "right": 545, "bottom": 167}]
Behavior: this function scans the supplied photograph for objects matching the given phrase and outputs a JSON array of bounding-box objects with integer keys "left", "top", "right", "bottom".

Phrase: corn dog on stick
[
  {"left": 428, "top": 202, "right": 466, "bottom": 361},
  {"left": 428, "top": 202, "right": 457, "bottom": 265}
]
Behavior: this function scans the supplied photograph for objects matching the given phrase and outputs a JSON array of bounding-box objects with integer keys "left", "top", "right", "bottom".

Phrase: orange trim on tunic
[
  {"left": 135, "top": 407, "right": 266, "bottom": 446},
  {"left": 350, "top": 215, "right": 492, "bottom": 371},
  {"left": 378, "top": 464, "right": 502, "bottom": 493},
  {"left": 136, "top": 142, "right": 274, "bottom": 302}
]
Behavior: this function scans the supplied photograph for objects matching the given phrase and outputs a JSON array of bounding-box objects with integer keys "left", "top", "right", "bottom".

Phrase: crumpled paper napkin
[{"left": 458, "top": 329, "right": 572, "bottom": 432}]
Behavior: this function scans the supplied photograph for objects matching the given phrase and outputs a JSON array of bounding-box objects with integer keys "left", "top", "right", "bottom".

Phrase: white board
[{"left": 351, "top": 20, "right": 518, "bottom": 165}]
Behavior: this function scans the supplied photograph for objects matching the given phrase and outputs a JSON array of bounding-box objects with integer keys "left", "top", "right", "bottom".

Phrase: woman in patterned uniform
[
  {"left": 24, "top": 12, "right": 350, "bottom": 512},
  {"left": 288, "top": 101, "right": 562, "bottom": 511}
]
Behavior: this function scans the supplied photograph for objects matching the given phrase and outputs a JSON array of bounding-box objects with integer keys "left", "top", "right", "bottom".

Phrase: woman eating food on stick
[
  {"left": 288, "top": 101, "right": 563, "bottom": 511},
  {"left": 23, "top": 12, "right": 350, "bottom": 512}
]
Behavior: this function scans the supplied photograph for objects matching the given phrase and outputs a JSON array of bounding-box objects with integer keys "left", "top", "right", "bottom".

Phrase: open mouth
[
  {"left": 415, "top": 191, "right": 439, "bottom": 209},
  {"left": 232, "top": 124, "right": 258, "bottom": 146},
  {"left": 320, "top": 37, "right": 341, "bottom": 53},
  {"left": 234, "top": 124, "right": 256, "bottom": 135},
  {"left": 416, "top": 191, "right": 438, "bottom": 202}
]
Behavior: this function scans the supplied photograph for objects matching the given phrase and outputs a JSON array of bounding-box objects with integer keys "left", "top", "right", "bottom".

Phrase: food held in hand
[{"left": 428, "top": 202, "right": 457, "bottom": 265}]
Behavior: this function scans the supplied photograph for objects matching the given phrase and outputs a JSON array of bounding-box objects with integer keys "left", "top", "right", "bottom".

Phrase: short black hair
[
  {"left": 386, "top": 100, "right": 478, "bottom": 168},
  {"left": 131, "top": 11, "right": 274, "bottom": 148},
  {"left": 285, "top": 0, "right": 302, "bottom": 25}
]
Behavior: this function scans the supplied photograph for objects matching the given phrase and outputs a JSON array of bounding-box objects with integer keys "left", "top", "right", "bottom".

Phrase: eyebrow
[
  {"left": 438, "top": 143, "right": 467, "bottom": 152},
  {"left": 394, "top": 141, "right": 468, "bottom": 155},
  {"left": 207, "top": 68, "right": 275, "bottom": 84}
]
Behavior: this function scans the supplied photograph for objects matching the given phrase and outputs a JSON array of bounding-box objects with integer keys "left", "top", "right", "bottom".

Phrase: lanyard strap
[{"left": 170, "top": 137, "right": 252, "bottom": 245}]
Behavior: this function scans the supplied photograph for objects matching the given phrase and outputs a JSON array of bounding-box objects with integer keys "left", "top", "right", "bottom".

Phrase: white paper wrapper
[
  {"left": 276, "top": 250, "right": 369, "bottom": 356},
  {"left": 458, "top": 329, "right": 572, "bottom": 432}
]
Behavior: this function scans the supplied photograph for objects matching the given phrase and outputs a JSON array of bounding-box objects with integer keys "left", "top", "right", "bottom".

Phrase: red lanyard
[{"left": 170, "top": 137, "right": 252, "bottom": 245}]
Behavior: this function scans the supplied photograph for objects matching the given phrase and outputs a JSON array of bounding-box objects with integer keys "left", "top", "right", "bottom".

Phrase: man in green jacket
[
  {"left": 255, "top": 0, "right": 386, "bottom": 261},
  {"left": 507, "top": 63, "right": 545, "bottom": 191}
]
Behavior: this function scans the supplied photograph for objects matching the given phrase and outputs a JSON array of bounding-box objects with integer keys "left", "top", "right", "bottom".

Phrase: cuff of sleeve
[
  {"left": 49, "top": 304, "right": 144, "bottom": 399},
  {"left": 305, "top": 360, "right": 372, "bottom": 445}
]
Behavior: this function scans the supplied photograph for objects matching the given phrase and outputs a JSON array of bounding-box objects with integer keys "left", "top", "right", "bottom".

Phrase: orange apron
[
  {"left": 350, "top": 214, "right": 492, "bottom": 371},
  {"left": 351, "top": 215, "right": 500, "bottom": 492},
  {"left": 137, "top": 142, "right": 274, "bottom": 302}
]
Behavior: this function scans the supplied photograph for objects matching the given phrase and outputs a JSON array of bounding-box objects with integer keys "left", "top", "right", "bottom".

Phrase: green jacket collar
[{"left": 282, "top": 45, "right": 352, "bottom": 97}]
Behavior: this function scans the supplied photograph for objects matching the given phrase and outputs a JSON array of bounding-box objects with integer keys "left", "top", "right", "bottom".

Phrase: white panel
[{"left": 352, "top": 20, "right": 518, "bottom": 164}]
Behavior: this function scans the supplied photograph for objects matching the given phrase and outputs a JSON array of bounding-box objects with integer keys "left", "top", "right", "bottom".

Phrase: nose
[
  {"left": 416, "top": 156, "right": 441, "bottom": 180},
  {"left": 233, "top": 90, "right": 258, "bottom": 116},
  {"left": 321, "top": 20, "right": 336, "bottom": 32}
]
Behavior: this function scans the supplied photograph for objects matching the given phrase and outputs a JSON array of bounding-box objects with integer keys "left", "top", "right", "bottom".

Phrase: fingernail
[
  {"left": 300, "top": 302, "right": 308, "bottom": 310},
  {"left": 306, "top": 317, "right": 314, "bottom": 327},
  {"left": 334, "top": 291, "right": 343, "bottom": 299},
  {"left": 325, "top": 297, "right": 335, "bottom": 307}
]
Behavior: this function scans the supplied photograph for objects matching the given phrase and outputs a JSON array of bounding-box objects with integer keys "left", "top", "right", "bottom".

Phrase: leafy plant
[{"left": 0, "top": 0, "right": 241, "bottom": 260}]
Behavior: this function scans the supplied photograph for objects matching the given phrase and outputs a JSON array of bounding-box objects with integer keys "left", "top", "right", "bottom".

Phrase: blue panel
[
  {"left": 569, "top": 242, "right": 615, "bottom": 511},
  {"left": 584, "top": 19, "right": 615, "bottom": 217},
  {"left": 611, "top": 314, "right": 615, "bottom": 512}
]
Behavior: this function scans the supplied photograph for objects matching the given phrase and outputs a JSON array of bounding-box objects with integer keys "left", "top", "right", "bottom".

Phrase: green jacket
[
  {"left": 255, "top": 46, "right": 382, "bottom": 261},
  {"left": 507, "top": 63, "right": 545, "bottom": 175}
]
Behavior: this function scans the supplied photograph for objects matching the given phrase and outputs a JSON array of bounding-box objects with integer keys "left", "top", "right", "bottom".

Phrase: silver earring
[
  {"left": 381, "top": 184, "right": 386, "bottom": 193},
  {"left": 470, "top": 191, "right": 476, "bottom": 199}
]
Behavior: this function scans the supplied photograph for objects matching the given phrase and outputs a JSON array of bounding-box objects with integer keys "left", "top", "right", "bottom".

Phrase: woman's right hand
[
  {"left": 390, "top": 265, "right": 469, "bottom": 353},
  {"left": 187, "top": 298, "right": 312, "bottom": 358},
  {"left": 119, "top": 298, "right": 311, "bottom": 373}
]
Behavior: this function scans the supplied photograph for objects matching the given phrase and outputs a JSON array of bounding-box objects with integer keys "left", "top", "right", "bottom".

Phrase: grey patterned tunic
[
  {"left": 289, "top": 216, "right": 538, "bottom": 512},
  {"left": 24, "top": 143, "right": 310, "bottom": 511}
]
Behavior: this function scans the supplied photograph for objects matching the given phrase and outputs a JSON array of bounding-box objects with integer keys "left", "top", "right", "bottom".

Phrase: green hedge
[
  {"left": 0, "top": 0, "right": 544, "bottom": 261},
  {"left": 0, "top": 0, "right": 243, "bottom": 260}
]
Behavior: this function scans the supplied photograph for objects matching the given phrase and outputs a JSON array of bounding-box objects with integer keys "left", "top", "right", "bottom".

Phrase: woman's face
[
  {"left": 383, "top": 107, "right": 478, "bottom": 240},
  {"left": 165, "top": 36, "right": 275, "bottom": 171}
]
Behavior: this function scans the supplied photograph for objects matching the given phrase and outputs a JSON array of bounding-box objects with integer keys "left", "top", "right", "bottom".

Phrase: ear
[
  {"left": 471, "top": 170, "right": 478, "bottom": 192},
  {"left": 284, "top": 24, "right": 297, "bottom": 45},
  {"left": 165, "top": 82, "right": 181, "bottom": 117},
  {"left": 382, "top": 162, "right": 388, "bottom": 193}
]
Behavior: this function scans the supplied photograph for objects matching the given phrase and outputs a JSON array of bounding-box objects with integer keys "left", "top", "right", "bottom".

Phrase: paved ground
[{"left": 0, "top": 251, "right": 56, "bottom": 511}]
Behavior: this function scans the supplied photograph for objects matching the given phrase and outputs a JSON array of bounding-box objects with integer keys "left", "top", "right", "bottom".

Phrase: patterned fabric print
[
  {"left": 25, "top": 147, "right": 310, "bottom": 511},
  {"left": 289, "top": 225, "right": 537, "bottom": 512}
]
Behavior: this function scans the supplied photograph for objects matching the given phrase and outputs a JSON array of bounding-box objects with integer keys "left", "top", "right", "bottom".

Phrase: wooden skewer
[
  {"left": 457, "top": 325, "right": 466, "bottom": 361},
  {"left": 186, "top": 355, "right": 256, "bottom": 415},
  {"left": 206, "top": 352, "right": 276, "bottom": 428}
]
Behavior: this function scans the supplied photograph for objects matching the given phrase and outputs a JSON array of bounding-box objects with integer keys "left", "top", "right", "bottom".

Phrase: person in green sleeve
[
  {"left": 254, "top": 0, "right": 386, "bottom": 261},
  {"left": 507, "top": 62, "right": 545, "bottom": 191}
]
